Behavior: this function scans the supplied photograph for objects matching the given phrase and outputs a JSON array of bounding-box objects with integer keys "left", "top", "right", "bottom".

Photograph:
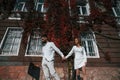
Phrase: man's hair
[{"left": 41, "top": 34, "right": 47, "bottom": 38}]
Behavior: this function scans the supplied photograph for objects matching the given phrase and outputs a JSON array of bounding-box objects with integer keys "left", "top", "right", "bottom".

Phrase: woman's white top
[
  {"left": 42, "top": 42, "right": 64, "bottom": 61},
  {"left": 65, "top": 46, "right": 87, "bottom": 69}
]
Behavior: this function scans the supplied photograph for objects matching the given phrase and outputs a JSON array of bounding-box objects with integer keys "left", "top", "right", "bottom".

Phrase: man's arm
[
  {"left": 65, "top": 47, "right": 74, "bottom": 59},
  {"left": 51, "top": 42, "right": 64, "bottom": 58}
]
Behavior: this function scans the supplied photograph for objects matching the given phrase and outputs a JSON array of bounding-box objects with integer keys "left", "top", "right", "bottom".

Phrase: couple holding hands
[{"left": 41, "top": 34, "right": 87, "bottom": 80}]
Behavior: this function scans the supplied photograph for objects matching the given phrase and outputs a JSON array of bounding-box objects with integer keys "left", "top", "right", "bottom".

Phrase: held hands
[{"left": 62, "top": 57, "right": 66, "bottom": 61}]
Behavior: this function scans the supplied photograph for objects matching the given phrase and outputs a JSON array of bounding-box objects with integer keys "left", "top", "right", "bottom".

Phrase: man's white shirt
[{"left": 42, "top": 42, "right": 64, "bottom": 61}]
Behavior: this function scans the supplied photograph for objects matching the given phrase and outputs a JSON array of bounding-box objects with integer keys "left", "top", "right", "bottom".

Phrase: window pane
[
  {"left": 2, "top": 43, "right": 11, "bottom": 51},
  {"left": 37, "top": 4, "right": 42, "bottom": 11},
  {"left": 81, "top": 32, "right": 99, "bottom": 58},
  {"left": 18, "top": 3, "right": 24, "bottom": 11},
  {"left": 114, "top": 7, "right": 120, "bottom": 16},
  {"left": 26, "top": 29, "right": 42, "bottom": 56},
  {"left": 27, "top": 38, "right": 42, "bottom": 55},
  {"left": 110, "top": 10, "right": 115, "bottom": 16},
  {"left": 112, "top": 0, "right": 120, "bottom": 17},
  {"left": 82, "top": 6, "right": 87, "bottom": 15},
  {"left": 77, "top": 2, "right": 89, "bottom": 16},
  {"left": 88, "top": 40, "right": 95, "bottom": 56},
  {"left": 38, "top": 0, "right": 44, "bottom": 3},
  {"left": 0, "top": 28, "right": 23, "bottom": 56},
  {"left": 77, "top": 7, "right": 81, "bottom": 14},
  {"left": 14, "top": 2, "right": 24, "bottom": 11}
]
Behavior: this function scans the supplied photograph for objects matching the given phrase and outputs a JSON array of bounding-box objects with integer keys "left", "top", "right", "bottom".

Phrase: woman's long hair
[{"left": 74, "top": 37, "right": 81, "bottom": 46}]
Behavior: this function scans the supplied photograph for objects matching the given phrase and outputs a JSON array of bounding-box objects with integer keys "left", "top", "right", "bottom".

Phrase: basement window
[
  {"left": 81, "top": 32, "right": 100, "bottom": 58},
  {"left": 25, "top": 28, "right": 42, "bottom": 56},
  {"left": 0, "top": 27, "right": 23, "bottom": 56}
]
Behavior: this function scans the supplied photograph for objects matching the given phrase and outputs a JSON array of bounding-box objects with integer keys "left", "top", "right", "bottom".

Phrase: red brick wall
[{"left": 0, "top": 66, "right": 120, "bottom": 80}]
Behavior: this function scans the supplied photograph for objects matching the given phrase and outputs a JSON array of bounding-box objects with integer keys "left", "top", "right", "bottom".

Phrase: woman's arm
[{"left": 65, "top": 46, "right": 74, "bottom": 59}]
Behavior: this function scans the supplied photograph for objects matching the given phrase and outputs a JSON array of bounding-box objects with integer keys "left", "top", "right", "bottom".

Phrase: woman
[{"left": 64, "top": 38, "right": 87, "bottom": 80}]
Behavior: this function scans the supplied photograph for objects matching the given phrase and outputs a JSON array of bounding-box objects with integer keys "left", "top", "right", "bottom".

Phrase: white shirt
[{"left": 42, "top": 42, "right": 64, "bottom": 61}]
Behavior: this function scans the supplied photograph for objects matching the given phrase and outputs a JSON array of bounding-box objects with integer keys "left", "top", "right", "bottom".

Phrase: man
[{"left": 41, "top": 34, "right": 65, "bottom": 80}]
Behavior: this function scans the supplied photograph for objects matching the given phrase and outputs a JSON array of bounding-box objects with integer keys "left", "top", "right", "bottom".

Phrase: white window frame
[
  {"left": 81, "top": 32, "right": 100, "bottom": 58},
  {"left": 77, "top": 0, "right": 90, "bottom": 23},
  {"left": 25, "top": 28, "right": 42, "bottom": 57},
  {"left": 0, "top": 27, "right": 23, "bottom": 56}
]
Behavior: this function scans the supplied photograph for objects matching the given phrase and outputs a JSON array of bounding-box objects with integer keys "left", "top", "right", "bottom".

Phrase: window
[
  {"left": 35, "top": 0, "right": 44, "bottom": 12},
  {"left": 112, "top": 0, "right": 120, "bottom": 24},
  {"left": 8, "top": 0, "right": 45, "bottom": 20},
  {"left": 25, "top": 28, "right": 42, "bottom": 56},
  {"left": 81, "top": 32, "right": 99, "bottom": 58},
  {"left": 0, "top": 27, "right": 23, "bottom": 56},
  {"left": 36, "top": 3, "right": 44, "bottom": 12},
  {"left": 14, "top": 2, "right": 27, "bottom": 12},
  {"left": 112, "top": 7, "right": 120, "bottom": 24},
  {"left": 8, "top": 1, "right": 27, "bottom": 20},
  {"left": 77, "top": 0, "right": 90, "bottom": 23},
  {"left": 77, "top": 5, "right": 89, "bottom": 15}
]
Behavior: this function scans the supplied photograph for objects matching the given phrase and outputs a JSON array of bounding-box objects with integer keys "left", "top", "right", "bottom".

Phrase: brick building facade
[{"left": 0, "top": 0, "right": 120, "bottom": 80}]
